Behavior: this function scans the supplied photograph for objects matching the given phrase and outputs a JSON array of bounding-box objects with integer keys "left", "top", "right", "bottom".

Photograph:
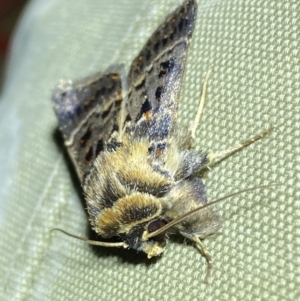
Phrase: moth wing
[
  {"left": 126, "top": 0, "right": 197, "bottom": 159},
  {"left": 52, "top": 66, "right": 127, "bottom": 180}
]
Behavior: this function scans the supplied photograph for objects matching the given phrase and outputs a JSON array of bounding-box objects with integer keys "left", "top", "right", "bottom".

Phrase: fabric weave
[{"left": 0, "top": 0, "right": 299, "bottom": 300}]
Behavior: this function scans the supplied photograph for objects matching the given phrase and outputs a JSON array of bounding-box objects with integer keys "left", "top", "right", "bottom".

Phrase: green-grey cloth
[{"left": 0, "top": 0, "right": 299, "bottom": 300}]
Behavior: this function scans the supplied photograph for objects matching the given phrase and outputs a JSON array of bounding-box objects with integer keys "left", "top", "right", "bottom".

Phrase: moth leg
[
  {"left": 190, "top": 68, "right": 213, "bottom": 140},
  {"left": 206, "top": 126, "right": 274, "bottom": 168},
  {"left": 192, "top": 236, "right": 213, "bottom": 283}
]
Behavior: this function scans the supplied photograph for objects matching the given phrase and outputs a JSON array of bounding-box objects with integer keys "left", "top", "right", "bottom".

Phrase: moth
[{"left": 52, "top": 0, "right": 272, "bottom": 281}]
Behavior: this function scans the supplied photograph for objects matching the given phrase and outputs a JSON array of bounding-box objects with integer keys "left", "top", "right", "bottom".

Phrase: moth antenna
[
  {"left": 51, "top": 228, "right": 128, "bottom": 248},
  {"left": 145, "top": 183, "right": 282, "bottom": 240}
]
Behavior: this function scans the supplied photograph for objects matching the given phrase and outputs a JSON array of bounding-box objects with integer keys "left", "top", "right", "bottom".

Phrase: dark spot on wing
[
  {"left": 112, "top": 123, "right": 119, "bottom": 132},
  {"left": 161, "top": 58, "right": 175, "bottom": 71},
  {"left": 141, "top": 98, "right": 152, "bottom": 114},
  {"left": 99, "top": 87, "right": 107, "bottom": 96},
  {"left": 95, "top": 139, "right": 104, "bottom": 156},
  {"left": 135, "top": 97, "right": 152, "bottom": 123},
  {"left": 125, "top": 114, "right": 132, "bottom": 122},
  {"left": 162, "top": 36, "right": 168, "bottom": 46},
  {"left": 95, "top": 89, "right": 102, "bottom": 100},
  {"left": 178, "top": 18, "right": 184, "bottom": 31},
  {"left": 148, "top": 145, "right": 154, "bottom": 154},
  {"left": 85, "top": 146, "right": 93, "bottom": 162},
  {"left": 158, "top": 58, "right": 175, "bottom": 78},
  {"left": 79, "top": 125, "right": 92, "bottom": 147},
  {"left": 153, "top": 41, "right": 160, "bottom": 52},
  {"left": 145, "top": 49, "right": 151, "bottom": 62},
  {"left": 155, "top": 86, "right": 164, "bottom": 101}
]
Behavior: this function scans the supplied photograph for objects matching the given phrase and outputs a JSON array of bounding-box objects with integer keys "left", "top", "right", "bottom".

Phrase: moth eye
[{"left": 147, "top": 219, "right": 166, "bottom": 241}]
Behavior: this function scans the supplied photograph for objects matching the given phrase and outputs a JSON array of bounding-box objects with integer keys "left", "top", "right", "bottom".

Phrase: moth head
[{"left": 118, "top": 218, "right": 167, "bottom": 258}]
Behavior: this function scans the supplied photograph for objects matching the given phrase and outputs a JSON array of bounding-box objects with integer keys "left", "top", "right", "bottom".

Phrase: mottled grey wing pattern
[
  {"left": 52, "top": 67, "right": 127, "bottom": 179},
  {"left": 52, "top": 0, "right": 197, "bottom": 178},
  {"left": 127, "top": 0, "right": 197, "bottom": 160}
]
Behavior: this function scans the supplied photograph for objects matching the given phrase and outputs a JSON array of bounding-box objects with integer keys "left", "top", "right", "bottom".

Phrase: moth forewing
[{"left": 52, "top": 65, "right": 128, "bottom": 180}]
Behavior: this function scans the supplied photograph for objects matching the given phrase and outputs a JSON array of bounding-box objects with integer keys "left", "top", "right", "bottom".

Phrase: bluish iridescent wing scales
[{"left": 126, "top": 0, "right": 197, "bottom": 163}]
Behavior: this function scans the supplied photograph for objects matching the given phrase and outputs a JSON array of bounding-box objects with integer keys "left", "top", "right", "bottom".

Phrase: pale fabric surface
[{"left": 0, "top": 0, "right": 299, "bottom": 300}]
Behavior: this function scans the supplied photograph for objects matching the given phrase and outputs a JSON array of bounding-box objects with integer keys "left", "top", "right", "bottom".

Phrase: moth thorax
[{"left": 95, "top": 192, "right": 162, "bottom": 238}]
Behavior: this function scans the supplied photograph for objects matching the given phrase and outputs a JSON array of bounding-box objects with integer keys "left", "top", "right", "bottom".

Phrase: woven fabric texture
[{"left": 0, "top": 0, "right": 299, "bottom": 300}]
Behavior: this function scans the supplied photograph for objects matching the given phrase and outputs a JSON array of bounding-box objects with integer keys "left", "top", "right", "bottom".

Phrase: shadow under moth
[{"left": 52, "top": 0, "right": 273, "bottom": 281}]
